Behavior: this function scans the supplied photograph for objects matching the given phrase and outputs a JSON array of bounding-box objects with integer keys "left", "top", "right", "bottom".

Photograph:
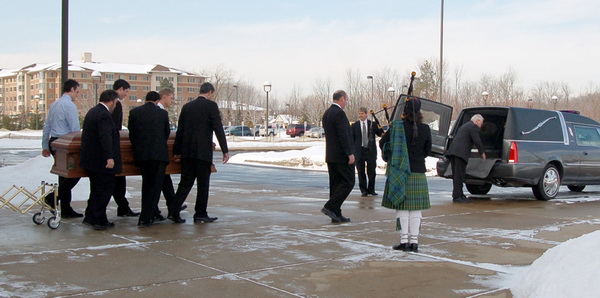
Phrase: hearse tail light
[{"left": 509, "top": 142, "right": 518, "bottom": 163}]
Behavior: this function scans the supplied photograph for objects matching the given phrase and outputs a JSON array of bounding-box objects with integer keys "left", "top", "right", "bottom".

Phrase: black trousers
[
  {"left": 449, "top": 156, "right": 467, "bottom": 198},
  {"left": 171, "top": 158, "right": 212, "bottom": 218},
  {"left": 155, "top": 174, "right": 176, "bottom": 216},
  {"left": 325, "top": 162, "right": 355, "bottom": 216},
  {"left": 139, "top": 161, "right": 167, "bottom": 223},
  {"left": 112, "top": 176, "right": 131, "bottom": 212},
  {"left": 44, "top": 137, "right": 80, "bottom": 210},
  {"left": 84, "top": 170, "right": 115, "bottom": 225},
  {"left": 356, "top": 147, "right": 377, "bottom": 194}
]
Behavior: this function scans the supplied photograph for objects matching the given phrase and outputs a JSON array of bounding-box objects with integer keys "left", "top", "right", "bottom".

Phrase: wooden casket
[{"left": 50, "top": 131, "right": 181, "bottom": 178}]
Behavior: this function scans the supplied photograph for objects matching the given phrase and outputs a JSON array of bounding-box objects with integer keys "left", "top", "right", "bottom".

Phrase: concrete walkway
[{"left": 2, "top": 174, "right": 600, "bottom": 297}]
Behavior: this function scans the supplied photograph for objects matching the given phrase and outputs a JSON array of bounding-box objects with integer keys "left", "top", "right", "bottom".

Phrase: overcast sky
[{"left": 1, "top": 0, "right": 599, "bottom": 97}]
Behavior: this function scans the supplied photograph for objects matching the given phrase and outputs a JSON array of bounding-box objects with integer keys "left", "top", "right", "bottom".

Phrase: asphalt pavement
[{"left": 2, "top": 163, "right": 600, "bottom": 297}]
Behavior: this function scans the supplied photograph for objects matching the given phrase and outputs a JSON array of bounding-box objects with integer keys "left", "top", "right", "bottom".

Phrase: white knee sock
[
  {"left": 408, "top": 210, "right": 422, "bottom": 244},
  {"left": 396, "top": 210, "right": 410, "bottom": 243}
]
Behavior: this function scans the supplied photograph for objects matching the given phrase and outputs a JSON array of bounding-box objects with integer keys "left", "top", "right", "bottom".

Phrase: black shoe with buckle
[{"left": 193, "top": 216, "right": 217, "bottom": 223}]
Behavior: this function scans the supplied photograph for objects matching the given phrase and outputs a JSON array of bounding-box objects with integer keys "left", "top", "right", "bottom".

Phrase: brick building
[{"left": 0, "top": 53, "right": 207, "bottom": 123}]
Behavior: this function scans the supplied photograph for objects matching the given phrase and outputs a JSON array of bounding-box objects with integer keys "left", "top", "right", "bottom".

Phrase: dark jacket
[
  {"left": 351, "top": 119, "right": 383, "bottom": 161},
  {"left": 111, "top": 100, "right": 123, "bottom": 130},
  {"left": 445, "top": 121, "right": 484, "bottom": 162},
  {"left": 174, "top": 96, "right": 228, "bottom": 162},
  {"left": 322, "top": 104, "right": 354, "bottom": 163},
  {"left": 379, "top": 121, "right": 432, "bottom": 173},
  {"left": 80, "top": 103, "right": 122, "bottom": 174},
  {"left": 127, "top": 102, "right": 171, "bottom": 164}
]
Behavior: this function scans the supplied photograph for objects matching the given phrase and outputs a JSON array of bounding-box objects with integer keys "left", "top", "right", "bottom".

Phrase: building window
[
  {"left": 72, "top": 73, "right": 77, "bottom": 78},
  {"left": 82, "top": 83, "right": 89, "bottom": 89},
  {"left": 81, "top": 73, "right": 88, "bottom": 79},
  {"left": 177, "top": 87, "right": 183, "bottom": 92},
  {"left": 106, "top": 74, "right": 114, "bottom": 81},
  {"left": 168, "top": 77, "right": 174, "bottom": 82},
  {"left": 188, "top": 78, "right": 195, "bottom": 83},
  {"left": 177, "top": 77, "right": 182, "bottom": 82},
  {"left": 143, "top": 86, "right": 149, "bottom": 91},
  {"left": 188, "top": 87, "right": 195, "bottom": 93},
  {"left": 129, "top": 95, "right": 137, "bottom": 101},
  {"left": 129, "top": 75, "right": 137, "bottom": 81},
  {"left": 156, "top": 76, "right": 163, "bottom": 82},
  {"left": 119, "top": 74, "right": 125, "bottom": 79},
  {"left": 131, "top": 86, "right": 137, "bottom": 91}
]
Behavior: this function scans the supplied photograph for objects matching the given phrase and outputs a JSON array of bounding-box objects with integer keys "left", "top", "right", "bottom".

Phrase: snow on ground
[{"left": 1, "top": 131, "right": 599, "bottom": 297}]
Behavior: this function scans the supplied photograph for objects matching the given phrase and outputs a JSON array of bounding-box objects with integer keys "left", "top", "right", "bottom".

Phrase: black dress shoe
[
  {"left": 180, "top": 204, "right": 188, "bottom": 211},
  {"left": 369, "top": 192, "right": 379, "bottom": 196},
  {"left": 117, "top": 209, "right": 140, "bottom": 217},
  {"left": 83, "top": 221, "right": 107, "bottom": 231},
  {"left": 392, "top": 243, "right": 409, "bottom": 251},
  {"left": 409, "top": 243, "right": 419, "bottom": 252},
  {"left": 452, "top": 196, "right": 471, "bottom": 203},
  {"left": 138, "top": 220, "right": 154, "bottom": 228},
  {"left": 193, "top": 216, "right": 218, "bottom": 223},
  {"left": 321, "top": 207, "right": 341, "bottom": 222},
  {"left": 167, "top": 215, "right": 186, "bottom": 223},
  {"left": 61, "top": 210, "right": 83, "bottom": 218},
  {"left": 154, "top": 214, "right": 167, "bottom": 221},
  {"left": 361, "top": 192, "right": 368, "bottom": 197},
  {"left": 338, "top": 215, "right": 351, "bottom": 222},
  {"left": 103, "top": 221, "right": 115, "bottom": 228}
]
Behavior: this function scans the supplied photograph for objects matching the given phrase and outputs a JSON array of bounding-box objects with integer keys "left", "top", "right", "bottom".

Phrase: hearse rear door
[{"left": 390, "top": 95, "right": 453, "bottom": 158}]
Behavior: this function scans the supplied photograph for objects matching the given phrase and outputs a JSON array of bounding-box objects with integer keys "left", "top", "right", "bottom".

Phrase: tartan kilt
[{"left": 382, "top": 173, "right": 430, "bottom": 210}]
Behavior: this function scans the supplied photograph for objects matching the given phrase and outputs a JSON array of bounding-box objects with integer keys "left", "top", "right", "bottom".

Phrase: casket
[{"left": 50, "top": 131, "right": 181, "bottom": 178}]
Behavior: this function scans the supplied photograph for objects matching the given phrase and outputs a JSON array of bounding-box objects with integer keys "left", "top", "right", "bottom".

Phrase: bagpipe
[
  {"left": 369, "top": 71, "right": 417, "bottom": 130},
  {"left": 374, "top": 71, "right": 417, "bottom": 162}
]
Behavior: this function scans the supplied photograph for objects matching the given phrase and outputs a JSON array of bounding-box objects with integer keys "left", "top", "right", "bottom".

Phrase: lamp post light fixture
[
  {"left": 91, "top": 70, "right": 101, "bottom": 100},
  {"left": 367, "top": 75, "right": 374, "bottom": 102},
  {"left": 482, "top": 91, "right": 489, "bottom": 106},
  {"left": 552, "top": 95, "right": 558, "bottom": 110},
  {"left": 33, "top": 95, "right": 40, "bottom": 130},
  {"left": 263, "top": 81, "right": 272, "bottom": 140},
  {"left": 387, "top": 87, "right": 396, "bottom": 102}
]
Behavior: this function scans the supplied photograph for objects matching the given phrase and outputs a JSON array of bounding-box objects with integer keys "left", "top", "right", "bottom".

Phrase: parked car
[
  {"left": 307, "top": 126, "right": 325, "bottom": 138},
  {"left": 389, "top": 95, "right": 600, "bottom": 201},
  {"left": 226, "top": 125, "right": 253, "bottom": 136},
  {"left": 286, "top": 123, "right": 312, "bottom": 137}
]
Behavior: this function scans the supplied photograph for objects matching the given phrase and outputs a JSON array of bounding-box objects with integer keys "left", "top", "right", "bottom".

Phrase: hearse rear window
[{"left": 574, "top": 126, "right": 600, "bottom": 147}]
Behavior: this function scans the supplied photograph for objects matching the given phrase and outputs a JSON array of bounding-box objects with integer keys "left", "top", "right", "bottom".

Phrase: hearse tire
[
  {"left": 532, "top": 164, "right": 560, "bottom": 201},
  {"left": 567, "top": 185, "right": 586, "bottom": 192},
  {"left": 466, "top": 184, "right": 492, "bottom": 195}
]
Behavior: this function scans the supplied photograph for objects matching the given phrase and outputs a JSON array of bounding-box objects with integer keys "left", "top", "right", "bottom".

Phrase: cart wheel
[
  {"left": 33, "top": 213, "right": 45, "bottom": 225},
  {"left": 47, "top": 216, "right": 60, "bottom": 229}
]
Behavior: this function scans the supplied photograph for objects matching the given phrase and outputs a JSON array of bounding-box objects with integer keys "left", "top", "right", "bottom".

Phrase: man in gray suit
[{"left": 445, "top": 114, "right": 486, "bottom": 203}]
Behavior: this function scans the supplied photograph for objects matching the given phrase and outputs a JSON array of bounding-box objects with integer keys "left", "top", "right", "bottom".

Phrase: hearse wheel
[
  {"left": 567, "top": 185, "right": 586, "bottom": 192},
  {"left": 466, "top": 183, "right": 492, "bottom": 195},
  {"left": 532, "top": 164, "right": 560, "bottom": 201}
]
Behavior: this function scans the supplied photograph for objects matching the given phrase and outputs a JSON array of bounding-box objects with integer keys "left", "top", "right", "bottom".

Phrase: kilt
[{"left": 382, "top": 173, "right": 430, "bottom": 210}]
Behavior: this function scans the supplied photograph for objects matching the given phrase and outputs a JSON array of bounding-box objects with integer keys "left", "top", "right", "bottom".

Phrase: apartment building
[{"left": 0, "top": 53, "right": 208, "bottom": 121}]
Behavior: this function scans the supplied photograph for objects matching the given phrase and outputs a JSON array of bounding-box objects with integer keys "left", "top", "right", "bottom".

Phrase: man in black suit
[
  {"left": 445, "top": 114, "right": 486, "bottom": 203},
  {"left": 321, "top": 90, "right": 355, "bottom": 223},
  {"left": 128, "top": 91, "right": 171, "bottom": 227},
  {"left": 352, "top": 107, "right": 383, "bottom": 197},
  {"left": 169, "top": 82, "right": 229, "bottom": 223},
  {"left": 111, "top": 79, "right": 139, "bottom": 217},
  {"left": 80, "top": 90, "right": 122, "bottom": 230}
]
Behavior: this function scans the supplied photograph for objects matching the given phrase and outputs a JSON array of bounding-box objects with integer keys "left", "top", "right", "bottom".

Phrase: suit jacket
[
  {"left": 80, "top": 104, "right": 122, "bottom": 174},
  {"left": 128, "top": 102, "right": 171, "bottom": 164},
  {"left": 322, "top": 104, "right": 354, "bottom": 163},
  {"left": 174, "top": 96, "right": 228, "bottom": 162},
  {"left": 351, "top": 119, "right": 383, "bottom": 161},
  {"left": 445, "top": 121, "right": 484, "bottom": 162},
  {"left": 111, "top": 100, "right": 123, "bottom": 130}
]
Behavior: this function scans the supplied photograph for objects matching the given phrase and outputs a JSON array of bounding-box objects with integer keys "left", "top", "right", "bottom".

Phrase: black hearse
[{"left": 389, "top": 95, "right": 600, "bottom": 200}]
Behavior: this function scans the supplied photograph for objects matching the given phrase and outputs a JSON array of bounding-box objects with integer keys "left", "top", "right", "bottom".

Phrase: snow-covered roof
[{"left": 0, "top": 68, "right": 17, "bottom": 78}]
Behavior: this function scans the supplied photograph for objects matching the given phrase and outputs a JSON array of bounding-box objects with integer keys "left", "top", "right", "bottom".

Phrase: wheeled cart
[{"left": 0, "top": 181, "right": 60, "bottom": 229}]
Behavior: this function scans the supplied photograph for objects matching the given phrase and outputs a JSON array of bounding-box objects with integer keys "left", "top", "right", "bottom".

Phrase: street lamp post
[
  {"left": 482, "top": 91, "right": 489, "bottom": 106},
  {"left": 528, "top": 98, "right": 533, "bottom": 109},
  {"left": 263, "top": 81, "right": 272, "bottom": 140},
  {"left": 387, "top": 87, "right": 396, "bottom": 103},
  {"left": 552, "top": 95, "right": 558, "bottom": 110},
  {"left": 367, "top": 75, "right": 374, "bottom": 103},
  {"left": 91, "top": 70, "right": 101, "bottom": 100},
  {"left": 33, "top": 95, "right": 40, "bottom": 130},
  {"left": 233, "top": 85, "right": 239, "bottom": 125}
]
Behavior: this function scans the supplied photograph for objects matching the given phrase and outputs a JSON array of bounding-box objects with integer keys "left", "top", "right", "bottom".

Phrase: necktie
[{"left": 362, "top": 121, "right": 368, "bottom": 147}]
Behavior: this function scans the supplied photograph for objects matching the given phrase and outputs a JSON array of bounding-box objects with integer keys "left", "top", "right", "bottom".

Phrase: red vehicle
[{"left": 286, "top": 123, "right": 312, "bottom": 137}]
